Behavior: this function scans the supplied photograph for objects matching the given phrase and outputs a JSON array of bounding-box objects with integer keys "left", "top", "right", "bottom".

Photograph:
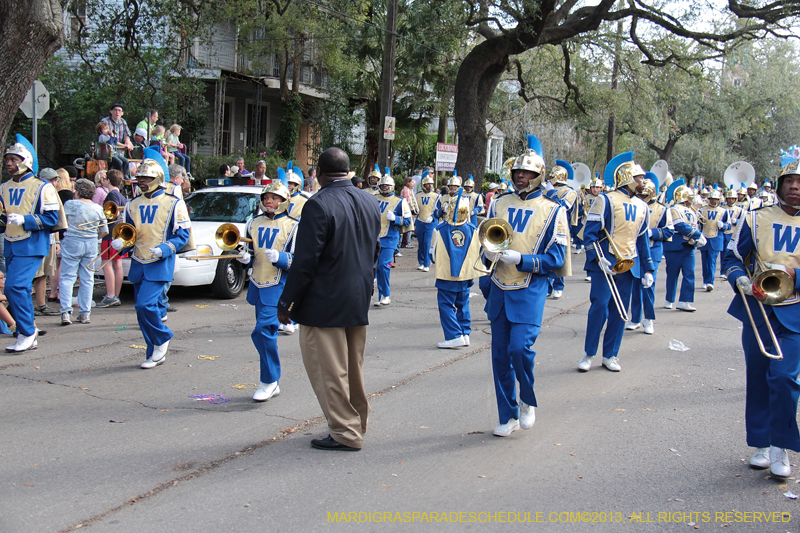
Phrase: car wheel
[{"left": 211, "top": 256, "right": 246, "bottom": 299}]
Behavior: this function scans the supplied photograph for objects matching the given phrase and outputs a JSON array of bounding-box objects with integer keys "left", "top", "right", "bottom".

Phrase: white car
[{"left": 108, "top": 185, "right": 263, "bottom": 299}]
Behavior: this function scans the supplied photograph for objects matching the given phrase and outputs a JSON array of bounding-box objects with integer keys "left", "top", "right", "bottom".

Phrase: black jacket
[{"left": 278, "top": 178, "right": 381, "bottom": 327}]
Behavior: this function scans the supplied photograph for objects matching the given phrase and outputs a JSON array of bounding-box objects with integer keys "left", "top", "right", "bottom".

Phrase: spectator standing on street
[{"left": 97, "top": 170, "right": 127, "bottom": 308}]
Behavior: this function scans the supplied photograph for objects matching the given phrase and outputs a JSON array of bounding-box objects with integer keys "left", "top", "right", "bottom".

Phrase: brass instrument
[
  {"left": 737, "top": 251, "right": 793, "bottom": 360},
  {"left": 88, "top": 223, "right": 136, "bottom": 272},
  {"left": 77, "top": 201, "right": 122, "bottom": 229},
  {"left": 592, "top": 229, "right": 631, "bottom": 321},
  {"left": 603, "top": 229, "right": 634, "bottom": 274},
  {"left": 474, "top": 218, "right": 513, "bottom": 274},
  {"left": 191, "top": 223, "right": 252, "bottom": 261}
]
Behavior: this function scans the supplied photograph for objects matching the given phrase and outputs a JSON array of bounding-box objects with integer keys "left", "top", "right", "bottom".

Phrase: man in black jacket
[{"left": 278, "top": 147, "right": 381, "bottom": 451}]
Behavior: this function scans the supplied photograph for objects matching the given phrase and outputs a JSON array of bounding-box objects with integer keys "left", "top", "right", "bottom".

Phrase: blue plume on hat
[
  {"left": 421, "top": 170, "right": 429, "bottom": 179},
  {"left": 143, "top": 147, "right": 168, "bottom": 179},
  {"left": 374, "top": 164, "right": 380, "bottom": 172},
  {"left": 603, "top": 152, "right": 634, "bottom": 187},
  {"left": 15, "top": 134, "right": 38, "bottom": 175},
  {"left": 644, "top": 171, "right": 659, "bottom": 192},
  {"left": 385, "top": 167, "right": 391, "bottom": 175},
  {"left": 295, "top": 167, "right": 304, "bottom": 182},
  {"left": 526, "top": 134, "right": 543, "bottom": 156},
  {"left": 555, "top": 159, "right": 574, "bottom": 181},
  {"left": 453, "top": 169, "right": 458, "bottom": 177},
  {"left": 468, "top": 174, "right": 474, "bottom": 181},
  {"left": 713, "top": 183, "right": 719, "bottom": 190},
  {"left": 665, "top": 178, "right": 686, "bottom": 203},
  {"left": 287, "top": 161, "right": 293, "bottom": 172},
  {"left": 276, "top": 167, "right": 288, "bottom": 187}
]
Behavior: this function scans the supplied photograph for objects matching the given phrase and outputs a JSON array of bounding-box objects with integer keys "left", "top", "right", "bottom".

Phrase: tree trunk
[
  {"left": 647, "top": 135, "right": 679, "bottom": 162},
  {"left": 0, "top": 0, "right": 63, "bottom": 146}
]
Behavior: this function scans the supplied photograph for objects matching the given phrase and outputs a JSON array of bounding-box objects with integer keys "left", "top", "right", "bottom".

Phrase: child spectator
[
  {"left": 96, "top": 121, "right": 129, "bottom": 179},
  {"left": 166, "top": 124, "right": 191, "bottom": 174},
  {"left": 93, "top": 169, "right": 108, "bottom": 205},
  {"left": 151, "top": 125, "right": 174, "bottom": 165},
  {"left": 0, "top": 272, "right": 16, "bottom": 335}
]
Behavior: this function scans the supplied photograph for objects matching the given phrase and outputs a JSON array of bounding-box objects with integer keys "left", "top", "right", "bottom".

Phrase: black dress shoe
[
  {"left": 166, "top": 306, "right": 178, "bottom": 312},
  {"left": 310, "top": 435, "right": 361, "bottom": 452}
]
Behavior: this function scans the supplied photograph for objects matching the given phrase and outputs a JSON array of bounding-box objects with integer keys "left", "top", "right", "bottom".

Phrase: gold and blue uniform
[
  {"left": 287, "top": 190, "right": 311, "bottom": 218},
  {"left": 630, "top": 199, "right": 674, "bottom": 323},
  {"left": 663, "top": 203, "right": 703, "bottom": 304},
  {"left": 414, "top": 190, "right": 439, "bottom": 268},
  {"left": 376, "top": 193, "right": 411, "bottom": 300},
  {"left": 698, "top": 204, "right": 731, "bottom": 286}
]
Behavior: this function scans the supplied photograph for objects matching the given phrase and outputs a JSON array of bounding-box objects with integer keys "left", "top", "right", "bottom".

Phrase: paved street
[{"left": 1, "top": 248, "right": 797, "bottom": 532}]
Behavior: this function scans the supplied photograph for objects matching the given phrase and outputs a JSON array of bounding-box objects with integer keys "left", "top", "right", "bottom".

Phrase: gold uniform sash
[
  {"left": 369, "top": 187, "right": 381, "bottom": 196},
  {"left": 288, "top": 193, "right": 309, "bottom": 218},
  {"left": 378, "top": 195, "right": 402, "bottom": 238},
  {"left": 248, "top": 215, "right": 298, "bottom": 288},
  {"left": 491, "top": 193, "right": 569, "bottom": 290},
  {"left": 648, "top": 201, "right": 666, "bottom": 230},
  {"left": 1, "top": 177, "right": 59, "bottom": 241},
  {"left": 669, "top": 204, "right": 698, "bottom": 242},
  {"left": 555, "top": 185, "right": 577, "bottom": 209},
  {"left": 432, "top": 228, "right": 484, "bottom": 281},
  {"left": 700, "top": 205, "right": 726, "bottom": 239},
  {"left": 127, "top": 193, "right": 189, "bottom": 263},
  {"left": 724, "top": 204, "right": 744, "bottom": 234},
  {"left": 416, "top": 191, "right": 438, "bottom": 221},
  {"left": 594, "top": 190, "right": 648, "bottom": 259}
]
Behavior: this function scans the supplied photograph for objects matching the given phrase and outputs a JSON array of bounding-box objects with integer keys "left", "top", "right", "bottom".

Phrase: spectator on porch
[
  {"left": 135, "top": 109, "right": 159, "bottom": 140},
  {"left": 100, "top": 103, "right": 133, "bottom": 179},
  {"left": 166, "top": 124, "right": 191, "bottom": 174}
]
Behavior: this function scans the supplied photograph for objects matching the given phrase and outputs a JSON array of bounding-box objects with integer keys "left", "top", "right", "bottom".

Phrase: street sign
[
  {"left": 383, "top": 116, "right": 396, "bottom": 140},
  {"left": 19, "top": 81, "right": 49, "bottom": 120},
  {"left": 435, "top": 142, "right": 458, "bottom": 172}
]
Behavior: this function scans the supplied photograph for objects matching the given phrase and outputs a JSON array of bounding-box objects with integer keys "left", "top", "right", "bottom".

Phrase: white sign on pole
[
  {"left": 435, "top": 142, "right": 458, "bottom": 172},
  {"left": 20, "top": 81, "right": 50, "bottom": 120},
  {"left": 383, "top": 116, "right": 396, "bottom": 140}
]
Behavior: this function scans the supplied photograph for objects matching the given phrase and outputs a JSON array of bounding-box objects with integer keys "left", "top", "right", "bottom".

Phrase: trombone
[
  {"left": 737, "top": 252, "right": 794, "bottom": 360},
  {"left": 474, "top": 218, "right": 513, "bottom": 274},
  {"left": 88, "top": 223, "right": 136, "bottom": 272},
  {"left": 592, "top": 229, "right": 632, "bottom": 321},
  {"left": 77, "top": 201, "right": 123, "bottom": 230},
  {"left": 191, "top": 223, "right": 251, "bottom": 261}
]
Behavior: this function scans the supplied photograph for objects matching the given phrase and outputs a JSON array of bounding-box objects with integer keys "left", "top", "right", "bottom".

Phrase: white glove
[
  {"left": 696, "top": 235, "right": 707, "bottom": 247},
  {"left": 149, "top": 247, "right": 163, "bottom": 258},
  {"left": 236, "top": 251, "right": 251, "bottom": 264},
  {"left": 642, "top": 271, "right": 654, "bottom": 288},
  {"left": 499, "top": 250, "right": 522, "bottom": 265},
  {"left": 599, "top": 256, "right": 615, "bottom": 276},
  {"left": 736, "top": 276, "right": 753, "bottom": 296},
  {"left": 424, "top": 215, "right": 433, "bottom": 224},
  {"left": 648, "top": 228, "right": 658, "bottom": 239},
  {"left": 483, "top": 250, "right": 498, "bottom": 262},
  {"left": 544, "top": 181, "right": 555, "bottom": 191},
  {"left": 717, "top": 220, "right": 724, "bottom": 229},
  {"left": 264, "top": 248, "right": 280, "bottom": 263},
  {"left": 111, "top": 238, "right": 124, "bottom": 250},
  {"left": 763, "top": 262, "right": 788, "bottom": 273},
  {"left": 6, "top": 214, "right": 24, "bottom": 226},
  {"left": 385, "top": 210, "right": 396, "bottom": 222},
  {"left": 731, "top": 217, "right": 738, "bottom": 225}
]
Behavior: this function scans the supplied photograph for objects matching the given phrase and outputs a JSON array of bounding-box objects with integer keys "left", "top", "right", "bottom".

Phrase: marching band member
[
  {"left": 627, "top": 174, "right": 673, "bottom": 335},
  {"left": 763, "top": 180, "right": 776, "bottom": 205},
  {"left": 547, "top": 160, "right": 577, "bottom": 299},
  {"left": 579, "top": 177, "right": 605, "bottom": 281},
  {"left": 1, "top": 135, "right": 60, "bottom": 352},
  {"left": 286, "top": 161, "right": 311, "bottom": 217},
  {"left": 746, "top": 183, "right": 763, "bottom": 210},
  {"left": 432, "top": 194, "right": 484, "bottom": 348},
  {"left": 375, "top": 168, "right": 411, "bottom": 306},
  {"left": 578, "top": 152, "right": 654, "bottom": 373},
  {"left": 483, "top": 135, "right": 568, "bottom": 436},
  {"left": 238, "top": 172, "right": 298, "bottom": 401},
  {"left": 414, "top": 171, "right": 439, "bottom": 272},
  {"left": 721, "top": 160, "right": 800, "bottom": 479},
  {"left": 461, "top": 175, "right": 485, "bottom": 227},
  {"left": 721, "top": 189, "right": 744, "bottom": 280},
  {"left": 433, "top": 172, "right": 462, "bottom": 221},
  {"left": 117, "top": 158, "right": 192, "bottom": 369},
  {"left": 662, "top": 186, "right": 704, "bottom": 312},
  {"left": 735, "top": 186, "right": 750, "bottom": 211},
  {"left": 698, "top": 190, "right": 731, "bottom": 291},
  {"left": 367, "top": 165, "right": 381, "bottom": 195}
]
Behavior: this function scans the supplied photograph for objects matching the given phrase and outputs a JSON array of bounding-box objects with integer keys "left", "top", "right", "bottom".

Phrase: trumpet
[
  {"left": 77, "top": 201, "right": 123, "bottom": 229},
  {"left": 474, "top": 217, "right": 513, "bottom": 274},
  {"left": 593, "top": 229, "right": 631, "bottom": 321},
  {"left": 737, "top": 252, "right": 794, "bottom": 360},
  {"left": 88, "top": 223, "right": 136, "bottom": 272},
  {"left": 191, "top": 223, "right": 252, "bottom": 261}
]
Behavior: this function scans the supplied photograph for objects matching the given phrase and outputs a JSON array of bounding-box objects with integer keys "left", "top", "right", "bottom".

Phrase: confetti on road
[
  {"left": 232, "top": 383, "right": 258, "bottom": 389},
  {"left": 130, "top": 345, "right": 146, "bottom": 349},
  {"left": 197, "top": 355, "right": 220, "bottom": 360},
  {"left": 195, "top": 304, "right": 210, "bottom": 308},
  {"left": 188, "top": 394, "right": 230, "bottom": 404}
]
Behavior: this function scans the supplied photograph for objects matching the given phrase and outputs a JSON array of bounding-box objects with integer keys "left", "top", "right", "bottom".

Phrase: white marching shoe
[
  {"left": 664, "top": 301, "right": 674, "bottom": 309},
  {"left": 625, "top": 322, "right": 641, "bottom": 331},
  {"left": 577, "top": 354, "right": 594, "bottom": 372},
  {"left": 493, "top": 418, "right": 520, "bottom": 437},
  {"left": 379, "top": 296, "right": 391, "bottom": 306},
  {"left": 282, "top": 323, "right": 296, "bottom": 334},
  {"left": 642, "top": 319, "right": 654, "bottom": 335},
  {"left": 602, "top": 356, "right": 622, "bottom": 372},
  {"left": 141, "top": 340, "right": 168, "bottom": 369},
  {"left": 421, "top": 266, "right": 429, "bottom": 272},
  {"left": 417, "top": 264, "right": 425, "bottom": 270},
  {"left": 749, "top": 447, "right": 769, "bottom": 469},
  {"left": 519, "top": 401, "right": 535, "bottom": 429},
  {"left": 7, "top": 331, "right": 38, "bottom": 353},
  {"left": 253, "top": 381, "right": 280, "bottom": 402},
  {"left": 463, "top": 334, "right": 470, "bottom": 346},
  {"left": 551, "top": 290, "right": 563, "bottom": 299},
  {"left": 437, "top": 336, "right": 468, "bottom": 349},
  {"left": 676, "top": 301, "right": 696, "bottom": 312},
  {"left": 770, "top": 446, "right": 791, "bottom": 478},
  {"left": 705, "top": 284, "right": 714, "bottom": 292}
]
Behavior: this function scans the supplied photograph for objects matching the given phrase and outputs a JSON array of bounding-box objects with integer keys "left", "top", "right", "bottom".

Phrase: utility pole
[{"left": 377, "top": 0, "right": 398, "bottom": 171}]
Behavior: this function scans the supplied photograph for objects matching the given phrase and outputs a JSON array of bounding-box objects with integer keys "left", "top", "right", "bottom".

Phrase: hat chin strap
[{"left": 778, "top": 195, "right": 800, "bottom": 214}]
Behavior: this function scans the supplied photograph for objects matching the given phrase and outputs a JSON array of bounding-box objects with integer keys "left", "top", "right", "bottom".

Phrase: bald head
[{"left": 319, "top": 148, "right": 349, "bottom": 174}]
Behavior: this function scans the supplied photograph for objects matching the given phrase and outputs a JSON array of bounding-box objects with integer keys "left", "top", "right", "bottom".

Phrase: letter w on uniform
[
  {"left": 421, "top": 197, "right": 431, "bottom": 205},
  {"left": 623, "top": 204, "right": 637, "bottom": 222},
  {"left": 378, "top": 201, "right": 390, "bottom": 213},
  {"left": 507, "top": 206, "right": 534, "bottom": 232},
  {"left": 8, "top": 189, "right": 25, "bottom": 206},
  {"left": 139, "top": 205, "right": 159, "bottom": 224},
  {"left": 258, "top": 227, "right": 280, "bottom": 249},
  {"left": 773, "top": 222, "right": 800, "bottom": 253},
  {"left": 706, "top": 211, "right": 718, "bottom": 220}
]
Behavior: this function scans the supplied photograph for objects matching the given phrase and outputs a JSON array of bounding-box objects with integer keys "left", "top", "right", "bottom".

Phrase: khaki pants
[{"left": 300, "top": 325, "right": 370, "bottom": 448}]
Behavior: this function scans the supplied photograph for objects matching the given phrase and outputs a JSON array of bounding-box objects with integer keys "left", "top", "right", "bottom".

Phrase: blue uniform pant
[
  {"left": 664, "top": 247, "right": 695, "bottom": 303},
  {"left": 133, "top": 279, "right": 173, "bottom": 358},
  {"left": 377, "top": 246, "right": 395, "bottom": 298},
  {"left": 252, "top": 301, "right": 281, "bottom": 384},
  {"left": 5, "top": 254, "right": 43, "bottom": 337},
  {"left": 548, "top": 276, "right": 564, "bottom": 293},
  {"left": 160, "top": 281, "right": 172, "bottom": 318},
  {"left": 700, "top": 249, "right": 720, "bottom": 286},
  {"left": 491, "top": 309, "right": 540, "bottom": 425},
  {"left": 629, "top": 266, "right": 658, "bottom": 323},
  {"left": 742, "top": 320, "right": 800, "bottom": 452},
  {"left": 415, "top": 221, "right": 435, "bottom": 267},
  {"left": 584, "top": 270, "right": 634, "bottom": 359},
  {"left": 438, "top": 287, "right": 471, "bottom": 341}
]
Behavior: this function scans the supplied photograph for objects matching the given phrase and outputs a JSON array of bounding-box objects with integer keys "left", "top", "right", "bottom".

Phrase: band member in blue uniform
[
  {"left": 698, "top": 190, "right": 731, "bottom": 291},
  {"left": 663, "top": 185, "right": 704, "bottom": 312},
  {"left": 414, "top": 171, "right": 439, "bottom": 272},
  {"left": 461, "top": 175, "right": 485, "bottom": 227},
  {"left": 375, "top": 168, "right": 411, "bottom": 306},
  {"left": 578, "top": 152, "right": 654, "bottom": 373},
  {"left": 578, "top": 178, "right": 605, "bottom": 281},
  {"left": 721, "top": 189, "right": 744, "bottom": 280},
  {"left": 238, "top": 172, "right": 298, "bottom": 401},
  {"left": 483, "top": 135, "right": 569, "bottom": 437},
  {"left": 627, "top": 174, "right": 674, "bottom": 335},
  {"left": 432, "top": 194, "right": 484, "bottom": 348},
  {"left": 547, "top": 160, "right": 577, "bottom": 299},
  {"left": 367, "top": 164, "right": 381, "bottom": 195},
  {"left": 1, "top": 135, "right": 60, "bottom": 352},
  {"left": 433, "top": 172, "right": 462, "bottom": 221},
  {"left": 116, "top": 159, "right": 192, "bottom": 368},
  {"left": 721, "top": 160, "right": 800, "bottom": 480},
  {"left": 286, "top": 161, "right": 311, "bottom": 217}
]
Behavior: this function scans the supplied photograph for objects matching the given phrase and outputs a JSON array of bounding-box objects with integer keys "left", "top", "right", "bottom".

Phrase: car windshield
[{"left": 185, "top": 192, "right": 260, "bottom": 223}]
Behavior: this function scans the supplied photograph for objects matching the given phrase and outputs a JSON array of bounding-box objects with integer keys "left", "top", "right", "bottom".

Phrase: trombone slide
[{"left": 592, "top": 241, "right": 629, "bottom": 322}]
